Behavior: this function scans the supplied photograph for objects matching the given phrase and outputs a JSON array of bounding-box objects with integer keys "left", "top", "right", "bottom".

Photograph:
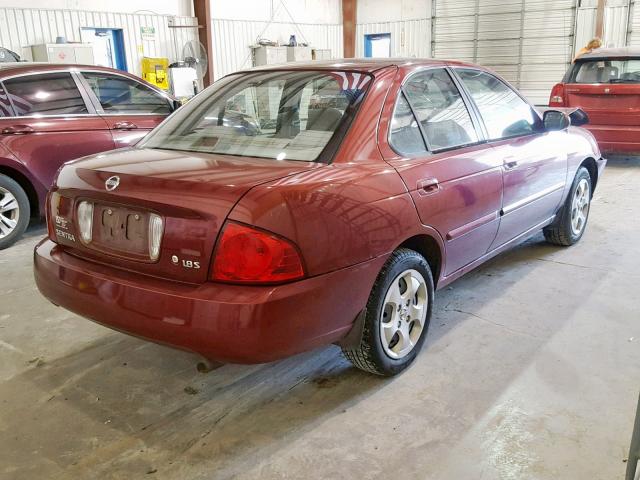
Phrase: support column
[
  {"left": 193, "top": 0, "right": 214, "bottom": 87},
  {"left": 595, "top": 0, "right": 606, "bottom": 39},
  {"left": 342, "top": 0, "right": 356, "bottom": 58}
]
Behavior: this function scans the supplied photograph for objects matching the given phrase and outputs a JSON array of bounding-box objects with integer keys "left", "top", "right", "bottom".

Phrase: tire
[
  {"left": 0, "top": 174, "right": 30, "bottom": 250},
  {"left": 543, "top": 166, "right": 592, "bottom": 246},
  {"left": 342, "top": 248, "right": 434, "bottom": 376}
]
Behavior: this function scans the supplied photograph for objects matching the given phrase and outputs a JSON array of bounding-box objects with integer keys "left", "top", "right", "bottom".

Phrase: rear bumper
[
  {"left": 34, "top": 239, "right": 385, "bottom": 364},
  {"left": 584, "top": 124, "right": 640, "bottom": 154}
]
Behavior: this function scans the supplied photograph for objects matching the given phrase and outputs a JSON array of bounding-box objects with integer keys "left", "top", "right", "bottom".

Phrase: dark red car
[
  {"left": 34, "top": 59, "right": 605, "bottom": 376},
  {"left": 549, "top": 47, "right": 640, "bottom": 154},
  {"left": 0, "top": 63, "right": 179, "bottom": 249}
]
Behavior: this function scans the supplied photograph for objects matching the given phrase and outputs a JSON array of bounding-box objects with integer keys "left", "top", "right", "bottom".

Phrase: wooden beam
[
  {"left": 342, "top": 0, "right": 356, "bottom": 58},
  {"left": 595, "top": 0, "right": 605, "bottom": 40},
  {"left": 193, "top": 0, "right": 214, "bottom": 87}
]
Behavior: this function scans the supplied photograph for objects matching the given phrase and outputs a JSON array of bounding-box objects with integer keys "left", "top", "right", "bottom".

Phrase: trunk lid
[
  {"left": 51, "top": 148, "right": 319, "bottom": 284},
  {"left": 564, "top": 83, "right": 640, "bottom": 126}
]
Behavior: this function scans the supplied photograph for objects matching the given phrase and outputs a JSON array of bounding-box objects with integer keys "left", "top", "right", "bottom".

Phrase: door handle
[
  {"left": 503, "top": 157, "right": 519, "bottom": 170},
  {"left": 417, "top": 178, "right": 440, "bottom": 196},
  {"left": 113, "top": 121, "right": 138, "bottom": 130},
  {"left": 1, "top": 125, "right": 34, "bottom": 135}
]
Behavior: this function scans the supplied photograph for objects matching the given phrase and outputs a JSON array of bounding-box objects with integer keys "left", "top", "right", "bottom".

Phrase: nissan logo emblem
[{"left": 105, "top": 176, "right": 120, "bottom": 191}]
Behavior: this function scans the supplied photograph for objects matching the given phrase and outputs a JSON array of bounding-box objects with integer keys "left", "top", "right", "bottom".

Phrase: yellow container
[{"left": 141, "top": 57, "right": 169, "bottom": 90}]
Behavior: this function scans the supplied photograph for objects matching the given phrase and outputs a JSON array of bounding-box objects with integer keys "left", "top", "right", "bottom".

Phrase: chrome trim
[
  {"left": 0, "top": 67, "right": 82, "bottom": 82},
  {"left": 447, "top": 211, "right": 500, "bottom": 241},
  {"left": 0, "top": 113, "right": 102, "bottom": 120},
  {"left": 99, "top": 113, "right": 170, "bottom": 117},
  {"left": 78, "top": 68, "right": 173, "bottom": 101},
  {"left": 501, "top": 182, "right": 565, "bottom": 216}
]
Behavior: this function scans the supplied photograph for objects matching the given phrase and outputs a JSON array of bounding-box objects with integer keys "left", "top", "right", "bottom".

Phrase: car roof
[
  {"left": 577, "top": 47, "right": 640, "bottom": 60},
  {"left": 237, "top": 57, "right": 481, "bottom": 75}
]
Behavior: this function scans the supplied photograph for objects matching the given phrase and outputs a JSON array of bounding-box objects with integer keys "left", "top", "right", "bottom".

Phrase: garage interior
[{"left": 0, "top": 0, "right": 639, "bottom": 479}]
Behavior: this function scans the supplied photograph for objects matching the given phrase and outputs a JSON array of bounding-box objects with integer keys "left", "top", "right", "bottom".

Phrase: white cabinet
[
  {"left": 252, "top": 46, "right": 287, "bottom": 67},
  {"left": 30, "top": 44, "right": 95, "bottom": 65},
  {"left": 313, "top": 49, "right": 332, "bottom": 60},
  {"left": 286, "top": 46, "right": 312, "bottom": 62}
]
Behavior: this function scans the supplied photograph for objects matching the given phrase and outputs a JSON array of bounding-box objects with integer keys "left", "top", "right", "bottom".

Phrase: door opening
[
  {"left": 364, "top": 33, "right": 391, "bottom": 58},
  {"left": 80, "top": 28, "right": 127, "bottom": 71}
]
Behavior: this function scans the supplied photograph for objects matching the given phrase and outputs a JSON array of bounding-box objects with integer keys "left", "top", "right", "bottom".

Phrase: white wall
[
  {"left": 0, "top": 0, "right": 192, "bottom": 16},
  {"left": 357, "top": 0, "right": 430, "bottom": 24},
  {"left": 0, "top": 7, "right": 198, "bottom": 76},
  {"left": 211, "top": 0, "right": 340, "bottom": 24},
  {"left": 356, "top": 0, "right": 431, "bottom": 59},
  {"left": 210, "top": 0, "right": 343, "bottom": 80}
]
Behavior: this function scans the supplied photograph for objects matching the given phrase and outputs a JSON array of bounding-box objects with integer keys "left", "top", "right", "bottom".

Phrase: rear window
[
  {"left": 571, "top": 58, "right": 640, "bottom": 84},
  {"left": 140, "top": 70, "right": 371, "bottom": 162}
]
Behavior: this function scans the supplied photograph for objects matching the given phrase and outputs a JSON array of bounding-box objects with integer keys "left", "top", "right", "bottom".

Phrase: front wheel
[
  {"left": 342, "top": 248, "right": 434, "bottom": 376},
  {"left": 544, "top": 166, "right": 591, "bottom": 246},
  {"left": 0, "top": 174, "right": 30, "bottom": 250}
]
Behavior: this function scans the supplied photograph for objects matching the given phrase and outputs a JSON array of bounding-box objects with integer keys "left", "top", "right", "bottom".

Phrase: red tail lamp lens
[
  {"left": 211, "top": 222, "right": 305, "bottom": 284},
  {"left": 549, "top": 84, "right": 565, "bottom": 106}
]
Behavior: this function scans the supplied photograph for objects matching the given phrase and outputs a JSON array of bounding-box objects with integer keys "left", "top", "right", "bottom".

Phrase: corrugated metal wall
[
  {"left": 355, "top": 19, "right": 431, "bottom": 58},
  {"left": 629, "top": 0, "right": 640, "bottom": 45},
  {"left": 576, "top": 0, "right": 630, "bottom": 51},
  {"left": 0, "top": 7, "right": 198, "bottom": 76},
  {"left": 211, "top": 19, "right": 343, "bottom": 80},
  {"left": 433, "top": 0, "right": 577, "bottom": 105}
]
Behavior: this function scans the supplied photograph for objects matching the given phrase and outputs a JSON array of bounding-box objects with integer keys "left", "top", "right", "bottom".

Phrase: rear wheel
[
  {"left": 0, "top": 174, "right": 30, "bottom": 250},
  {"left": 342, "top": 248, "right": 434, "bottom": 376},
  {"left": 544, "top": 166, "right": 591, "bottom": 246}
]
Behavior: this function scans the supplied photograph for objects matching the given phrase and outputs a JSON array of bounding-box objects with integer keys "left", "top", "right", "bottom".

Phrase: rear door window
[
  {"left": 456, "top": 69, "right": 539, "bottom": 140},
  {"left": 0, "top": 83, "right": 14, "bottom": 117},
  {"left": 572, "top": 59, "right": 640, "bottom": 84},
  {"left": 402, "top": 68, "right": 479, "bottom": 151},
  {"left": 389, "top": 93, "right": 427, "bottom": 155},
  {"left": 3, "top": 73, "right": 88, "bottom": 116},
  {"left": 82, "top": 72, "right": 171, "bottom": 115}
]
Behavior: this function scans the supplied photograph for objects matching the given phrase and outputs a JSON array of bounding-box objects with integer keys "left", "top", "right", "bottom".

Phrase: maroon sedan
[
  {"left": 34, "top": 59, "right": 605, "bottom": 376},
  {"left": 0, "top": 63, "right": 178, "bottom": 249}
]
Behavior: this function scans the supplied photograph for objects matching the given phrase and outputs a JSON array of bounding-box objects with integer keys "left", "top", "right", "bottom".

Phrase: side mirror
[
  {"left": 171, "top": 99, "right": 182, "bottom": 112},
  {"left": 543, "top": 110, "right": 570, "bottom": 131},
  {"left": 568, "top": 108, "right": 589, "bottom": 127}
]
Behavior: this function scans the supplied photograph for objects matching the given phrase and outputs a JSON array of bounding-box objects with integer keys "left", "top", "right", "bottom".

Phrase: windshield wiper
[{"left": 609, "top": 78, "right": 640, "bottom": 83}]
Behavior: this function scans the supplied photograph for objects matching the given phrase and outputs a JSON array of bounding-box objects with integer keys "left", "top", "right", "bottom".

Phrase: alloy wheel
[
  {"left": 570, "top": 178, "right": 590, "bottom": 236},
  {"left": 379, "top": 268, "right": 428, "bottom": 359},
  {"left": 0, "top": 187, "right": 19, "bottom": 239}
]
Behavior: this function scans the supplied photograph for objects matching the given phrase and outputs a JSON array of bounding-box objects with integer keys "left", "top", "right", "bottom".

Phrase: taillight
[
  {"left": 211, "top": 222, "right": 305, "bottom": 284},
  {"left": 46, "top": 192, "right": 56, "bottom": 240},
  {"left": 48, "top": 192, "right": 72, "bottom": 242},
  {"left": 549, "top": 83, "right": 565, "bottom": 106}
]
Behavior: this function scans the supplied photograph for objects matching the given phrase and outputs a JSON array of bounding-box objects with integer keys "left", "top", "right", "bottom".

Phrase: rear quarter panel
[{"left": 228, "top": 66, "right": 444, "bottom": 278}]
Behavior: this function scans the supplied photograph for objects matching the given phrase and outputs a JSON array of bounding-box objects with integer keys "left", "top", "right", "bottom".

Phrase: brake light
[
  {"left": 48, "top": 192, "right": 72, "bottom": 242},
  {"left": 211, "top": 222, "right": 305, "bottom": 284},
  {"left": 549, "top": 83, "right": 565, "bottom": 106},
  {"left": 46, "top": 192, "right": 56, "bottom": 240}
]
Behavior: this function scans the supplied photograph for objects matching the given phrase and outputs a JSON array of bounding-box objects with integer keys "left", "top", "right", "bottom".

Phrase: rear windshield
[
  {"left": 140, "top": 70, "right": 371, "bottom": 162},
  {"left": 571, "top": 58, "right": 640, "bottom": 84}
]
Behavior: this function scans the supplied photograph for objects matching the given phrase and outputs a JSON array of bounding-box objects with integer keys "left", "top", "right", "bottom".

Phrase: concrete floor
[{"left": 0, "top": 157, "right": 638, "bottom": 480}]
